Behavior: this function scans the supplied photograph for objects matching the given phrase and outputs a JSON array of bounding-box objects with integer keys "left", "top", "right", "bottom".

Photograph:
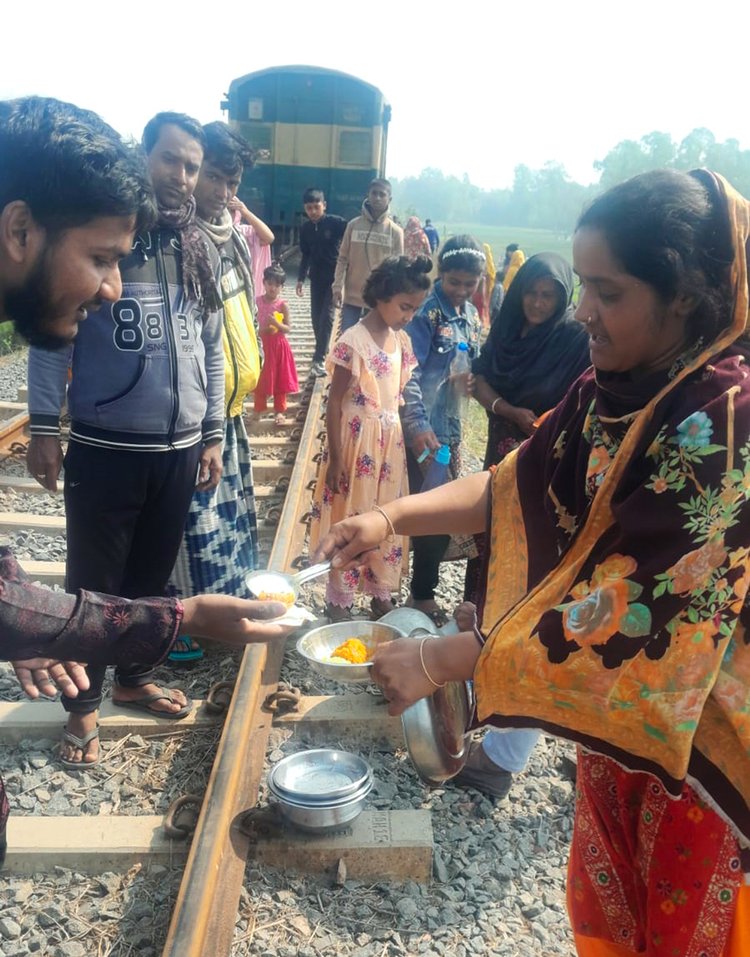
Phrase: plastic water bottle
[
  {"left": 420, "top": 444, "right": 451, "bottom": 492},
  {"left": 449, "top": 342, "right": 471, "bottom": 421}
]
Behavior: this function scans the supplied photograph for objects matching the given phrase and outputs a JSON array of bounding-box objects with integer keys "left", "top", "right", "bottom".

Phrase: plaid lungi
[{"left": 169, "top": 415, "right": 258, "bottom": 597}]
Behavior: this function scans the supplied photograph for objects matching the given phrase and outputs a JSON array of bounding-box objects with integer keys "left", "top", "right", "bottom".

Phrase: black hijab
[{"left": 473, "top": 252, "right": 591, "bottom": 413}]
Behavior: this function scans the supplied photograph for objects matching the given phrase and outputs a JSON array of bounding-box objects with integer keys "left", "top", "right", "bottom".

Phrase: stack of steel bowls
[{"left": 266, "top": 749, "right": 374, "bottom": 833}]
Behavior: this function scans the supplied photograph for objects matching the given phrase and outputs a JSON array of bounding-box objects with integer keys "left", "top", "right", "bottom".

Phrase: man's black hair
[
  {"left": 202, "top": 121, "right": 257, "bottom": 176},
  {"left": 303, "top": 188, "right": 326, "bottom": 204},
  {"left": 0, "top": 96, "right": 155, "bottom": 233},
  {"left": 142, "top": 112, "right": 206, "bottom": 155}
]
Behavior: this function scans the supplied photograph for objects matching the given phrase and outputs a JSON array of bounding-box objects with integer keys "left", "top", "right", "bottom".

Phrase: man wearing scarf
[
  {"left": 26, "top": 112, "right": 225, "bottom": 769},
  {"left": 168, "top": 122, "right": 263, "bottom": 653}
]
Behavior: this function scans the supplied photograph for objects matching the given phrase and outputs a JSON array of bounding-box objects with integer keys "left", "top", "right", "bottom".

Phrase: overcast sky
[{"left": 4, "top": 0, "right": 749, "bottom": 189}]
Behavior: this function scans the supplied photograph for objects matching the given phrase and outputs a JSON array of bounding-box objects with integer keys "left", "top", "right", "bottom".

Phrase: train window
[
  {"left": 248, "top": 98, "right": 263, "bottom": 120},
  {"left": 239, "top": 123, "right": 273, "bottom": 154},
  {"left": 338, "top": 131, "right": 371, "bottom": 166}
]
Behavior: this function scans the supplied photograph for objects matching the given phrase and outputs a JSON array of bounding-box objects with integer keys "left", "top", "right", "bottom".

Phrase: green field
[{"left": 432, "top": 224, "right": 573, "bottom": 266}]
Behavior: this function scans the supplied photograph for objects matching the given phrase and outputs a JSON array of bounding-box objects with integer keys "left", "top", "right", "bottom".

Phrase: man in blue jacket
[{"left": 26, "top": 112, "right": 225, "bottom": 769}]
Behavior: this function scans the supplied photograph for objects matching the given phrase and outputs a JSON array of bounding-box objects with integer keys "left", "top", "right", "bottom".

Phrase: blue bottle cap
[{"left": 457, "top": 342, "right": 469, "bottom": 351}]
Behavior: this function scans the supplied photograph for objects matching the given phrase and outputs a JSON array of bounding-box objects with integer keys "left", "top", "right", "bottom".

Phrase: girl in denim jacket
[{"left": 401, "top": 236, "right": 484, "bottom": 623}]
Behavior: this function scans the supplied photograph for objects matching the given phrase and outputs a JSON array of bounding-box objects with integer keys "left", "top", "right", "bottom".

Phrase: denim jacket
[{"left": 401, "top": 280, "right": 481, "bottom": 444}]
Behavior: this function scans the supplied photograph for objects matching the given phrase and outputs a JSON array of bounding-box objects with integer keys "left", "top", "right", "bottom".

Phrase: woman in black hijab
[
  {"left": 475, "top": 253, "right": 590, "bottom": 461},
  {"left": 466, "top": 253, "right": 591, "bottom": 599}
]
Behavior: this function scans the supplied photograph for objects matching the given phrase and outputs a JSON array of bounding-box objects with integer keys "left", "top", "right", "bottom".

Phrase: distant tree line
[{"left": 391, "top": 128, "right": 750, "bottom": 234}]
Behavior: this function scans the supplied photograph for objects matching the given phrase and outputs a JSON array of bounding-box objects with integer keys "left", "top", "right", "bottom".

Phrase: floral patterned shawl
[{"left": 474, "top": 171, "right": 750, "bottom": 844}]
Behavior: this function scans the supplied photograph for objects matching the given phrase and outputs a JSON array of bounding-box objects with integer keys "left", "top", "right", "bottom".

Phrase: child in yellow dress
[{"left": 309, "top": 255, "right": 432, "bottom": 620}]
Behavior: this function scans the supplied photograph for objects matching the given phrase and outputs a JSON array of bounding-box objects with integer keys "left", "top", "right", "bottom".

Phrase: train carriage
[{"left": 222, "top": 65, "right": 391, "bottom": 246}]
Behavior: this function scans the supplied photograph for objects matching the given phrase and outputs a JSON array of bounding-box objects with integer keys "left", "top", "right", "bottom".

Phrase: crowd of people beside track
[{"left": 1, "top": 93, "right": 750, "bottom": 956}]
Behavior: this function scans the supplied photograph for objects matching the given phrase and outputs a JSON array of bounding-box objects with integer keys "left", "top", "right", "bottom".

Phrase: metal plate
[
  {"left": 380, "top": 608, "right": 472, "bottom": 787},
  {"left": 267, "top": 749, "right": 372, "bottom": 802}
]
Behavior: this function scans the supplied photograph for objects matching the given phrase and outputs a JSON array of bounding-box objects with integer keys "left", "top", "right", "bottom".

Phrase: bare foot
[
  {"left": 325, "top": 603, "right": 353, "bottom": 623},
  {"left": 112, "top": 682, "right": 189, "bottom": 714},
  {"left": 61, "top": 711, "right": 100, "bottom": 765},
  {"left": 370, "top": 597, "right": 395, "bottom": 619}
]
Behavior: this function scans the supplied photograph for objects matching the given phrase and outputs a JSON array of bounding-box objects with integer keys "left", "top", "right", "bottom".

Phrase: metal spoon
[{"left": 245, "top": 561, "right": 332, "bottom": 602}]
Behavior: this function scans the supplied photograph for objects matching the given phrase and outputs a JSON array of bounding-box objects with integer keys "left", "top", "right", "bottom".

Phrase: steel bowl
[
  {"left": 267, "top": 774, "right": 372, "bottom": 808},
  {"left": 269, "top": 776, "right": 373, "bottom": 834},
  {"left": 267, "top": 749, "right": 372, "bottom": 803},
  {"left": 296, "top": 621, "right": 403, "bottom": 681}
]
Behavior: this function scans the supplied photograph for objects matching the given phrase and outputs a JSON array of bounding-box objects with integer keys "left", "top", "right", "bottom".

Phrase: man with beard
[
  {"left": 26, "top": 111, "right": 227, "bottom": 770},
  {"left": 0, "top": 96, "right": 292, "bottom": 860},
  {"left": 168, "top": 121, "right": 263, "bottom": 660}
]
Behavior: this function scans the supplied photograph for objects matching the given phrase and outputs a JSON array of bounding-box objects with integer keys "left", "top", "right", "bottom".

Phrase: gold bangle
[
  {"left": 372, "top": 504, "right": 395, "bottom": 539},
  {"left": 419, "top": 636, "right": 446, "bottom": 689}
]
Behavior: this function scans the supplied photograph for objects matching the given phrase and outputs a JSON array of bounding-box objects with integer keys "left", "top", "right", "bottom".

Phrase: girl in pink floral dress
[{"left": 309, "top": 256, "right": 432, "bottom": 620}]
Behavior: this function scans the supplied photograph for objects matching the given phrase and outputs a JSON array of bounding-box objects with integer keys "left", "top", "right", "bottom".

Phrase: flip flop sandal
[
  {"left": 111, "top": 690, "right": 193, "bottom": 720},
  {"left": 406, "top": 597, "right": 450, "bottom": 628},
  {"left": 60, "top": 725, "right": 100, "bottom": 771},
  {"left": 167, "top": 636, "right": 204, "bottom": 664},
  {"left": 423, "top": 607, "right": 450, "bottom": 628}
]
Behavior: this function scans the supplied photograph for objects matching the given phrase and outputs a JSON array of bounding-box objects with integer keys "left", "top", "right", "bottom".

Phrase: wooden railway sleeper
[
  {"left": 204, "top": 679, "right": 236, "bottom": 715},
  {"left": 263, "top": 681, "right": 301, "bottom": 714},
  {"left": 163, "top": 793, "right": 204, "bottom": 839}
]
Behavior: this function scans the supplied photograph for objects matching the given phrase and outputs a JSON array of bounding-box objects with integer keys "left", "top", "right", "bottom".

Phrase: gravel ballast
[{"left": 0, "top": 346, "right": 577, "bottom": 956}]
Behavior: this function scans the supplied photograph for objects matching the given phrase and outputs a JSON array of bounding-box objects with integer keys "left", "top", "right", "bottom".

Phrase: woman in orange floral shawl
[{"left": 315, "top": 169, "right": 750, "bottom": 955}]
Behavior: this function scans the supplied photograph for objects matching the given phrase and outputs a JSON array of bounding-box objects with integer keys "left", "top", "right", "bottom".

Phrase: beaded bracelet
[
  {"left": 419, "top": 636, "right": 446, "bottom": 689},
  {"left": 372, "top": 504, "right": 395, "bottom": 539}
]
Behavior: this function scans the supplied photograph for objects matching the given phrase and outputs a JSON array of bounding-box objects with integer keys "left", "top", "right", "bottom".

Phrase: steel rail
[
  {"left": 0, "top": 410, "right": 29, "bottom": 456},
  {"left": 161, "top": 372, "right": 327, "bottom": 957}
]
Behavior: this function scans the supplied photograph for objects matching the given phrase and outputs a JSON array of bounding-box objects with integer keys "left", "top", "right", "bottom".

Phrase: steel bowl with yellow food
[{"left": 296, "top": 620, "right": 403, "bottom": 681}]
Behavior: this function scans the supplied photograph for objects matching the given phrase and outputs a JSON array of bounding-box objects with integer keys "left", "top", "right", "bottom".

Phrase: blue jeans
[{"left": 340, "top": 303, "right": 365, "bottom": 332}]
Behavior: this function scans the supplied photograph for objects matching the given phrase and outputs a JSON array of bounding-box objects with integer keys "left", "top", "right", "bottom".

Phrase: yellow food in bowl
[
  {"left": 257, "top": 590, "right": 295, "bottom": 606},
  {"left": 328, "top": 638, "right": 372, "bottom": 665}
]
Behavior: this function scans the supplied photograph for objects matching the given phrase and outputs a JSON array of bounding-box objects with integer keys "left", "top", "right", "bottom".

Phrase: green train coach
[{"left": 222, "top": 65, "right": 391, "bottom": 245}]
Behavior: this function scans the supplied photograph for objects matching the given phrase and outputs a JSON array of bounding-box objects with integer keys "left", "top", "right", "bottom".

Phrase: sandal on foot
[
  {"left": 111, "top": 690, "right": 193, "bottom": 720},
  {"left": 405, "top": 596, "right": 450, "bottom": 628},
  {"left": 60, "top": 725, "right": 100, "bottom": 771},
  {"left": 451, "top": 741, "right": 513, "bottom": 800},
  {"left": 167, "top": 636, "right": 204, "bottom": 664},
  {"left": 274, "top": 413, "right": 286, "bottom": 427}
]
